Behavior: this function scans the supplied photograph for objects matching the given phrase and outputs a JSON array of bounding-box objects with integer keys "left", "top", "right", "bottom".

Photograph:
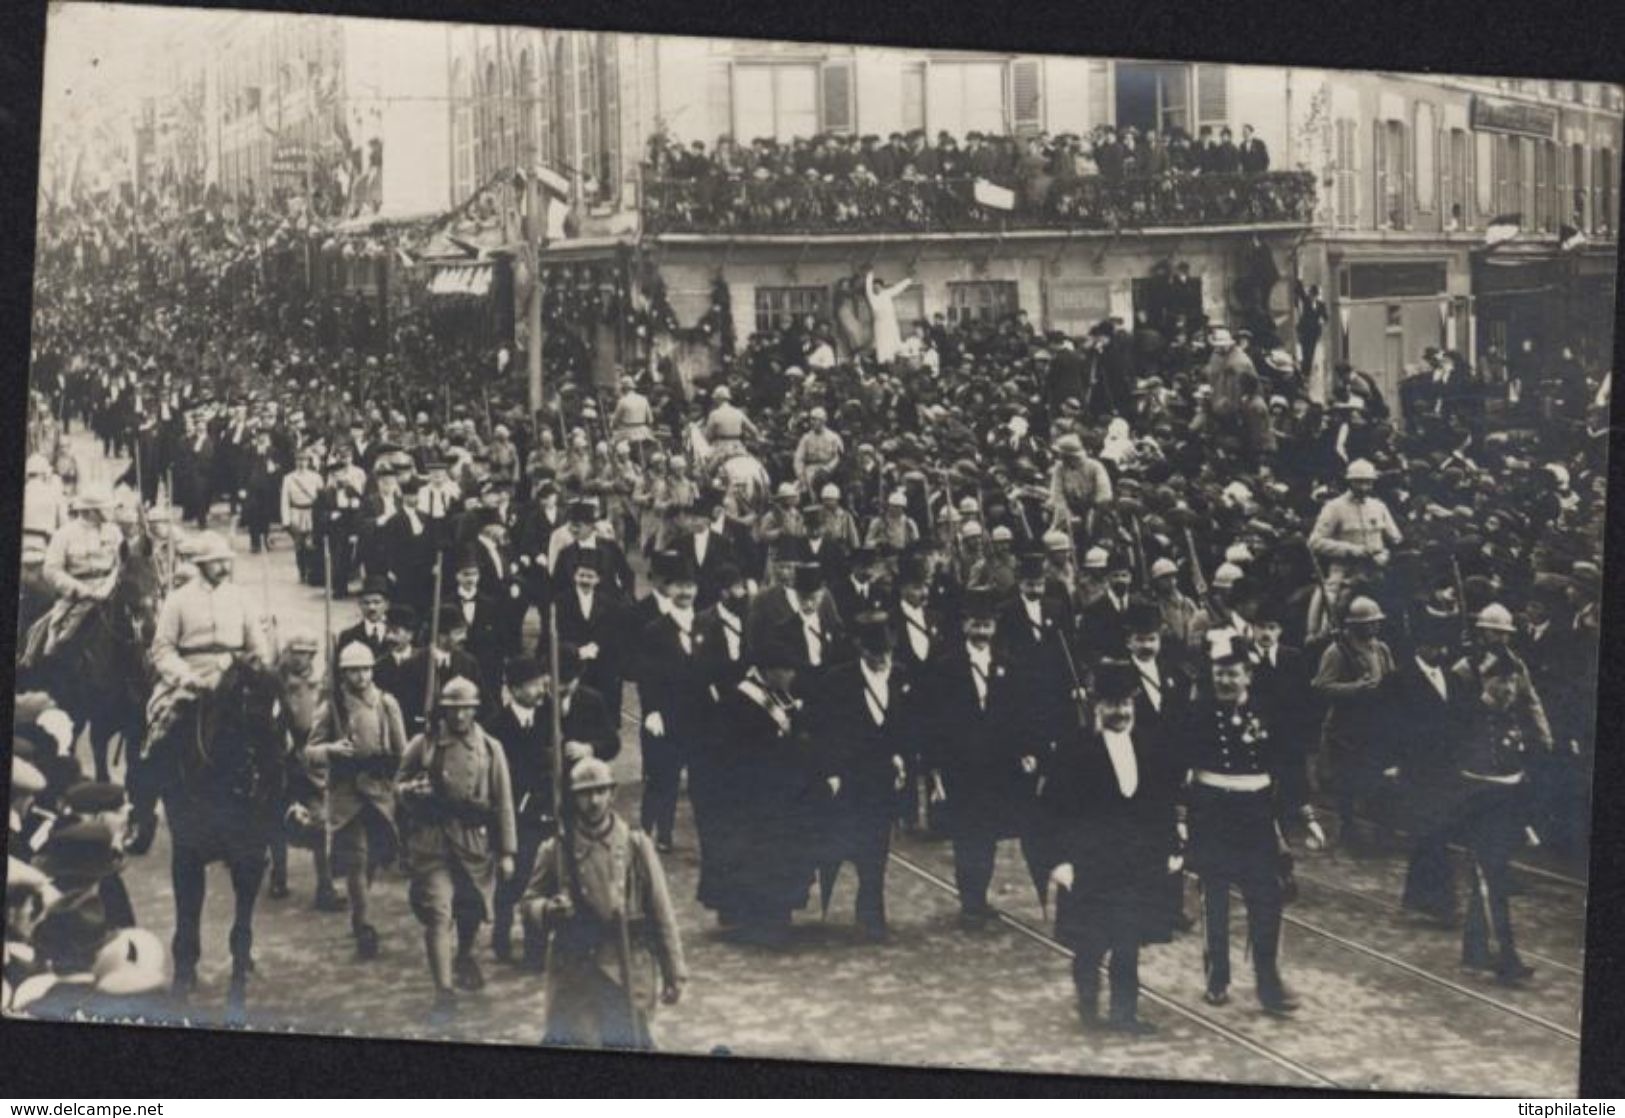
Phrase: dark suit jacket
[
  {"left": 1250, "top": 645, "right": 1316, "bottom": 750},
  {"left": 890, "top": 601, "right": 948, "bottom": 674},
  {"left": 807, "top": 660, "right": 919, "bottom": 811},
  {"left": 1037, "top": 728, "right": 1181, "bottom": 914},
  {"left": 337, "top": 621, "right": 392, "bottom": 663},
  {"left": 556, "top": 588, "right": 629, "bottom": 687},
  {"left": 1388, "top": 657, "right": 1466, "bottom": 794},
  {"left": 1079, "top": 593, "right": 1133, "bottom": 665},
  {"left": 554, "top": 539, "right": 636, "bottom": 602},
  {"left": 927, "top": 645, "right": 1030, "bottom": 837},
  {"left": 676, "top": 529, "right": 739, "bottom": 612},
  {"left": 378, "top": 647, "right": 483, "bottom": 731},
  {"left": 634, "top": 613, "right": 713, "bottom": 742},
  {"left": 745, "top": 585, "right": 840, "bottom": 660}
]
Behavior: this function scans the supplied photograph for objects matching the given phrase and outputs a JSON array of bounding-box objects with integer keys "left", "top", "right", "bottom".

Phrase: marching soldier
[
  {"left": 1183, "top": 634, "right": 1325, "bottom": 1014},
  {"left": 307, "top": 642, "right": 406, "bottom": 960},
  {"left": 395, "top": 676, "right": 518, "bottom": 1022},
  {"left": 1310, "top": 596, "right": 1398, "bottom": 850},
  {"left": 267, "top": 632, "right": 337, "bottom": 907},
  {"left": 521, "top": 757, "right": 686, "bottom": 1049}
]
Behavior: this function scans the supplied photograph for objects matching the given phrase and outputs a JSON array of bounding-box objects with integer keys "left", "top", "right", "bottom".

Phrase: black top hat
[
  {"left": 752, "top": 637, "right": 802, "bottom": 673},
  {"left": 897, "top": 554, "right": 930, "bottom": 587},
  {"left": 1015, "top": 551, "right": 1047, "bottom": 581},
  {"left": 961, "top": 585, "right": 999, "bottom": 622},
  {"left": 849, "top": 546, "right": 879, "bottom": 569},
  {"left": 650, "top": 550, "right": 696, "bottom": 586},
  {"left": 792, "top": 562, "right": 824, "bottom": 596},
  {"left": 1105, "top": 550, "right": 1134, "bottom": 573},
  {"left": 1253, "top": 597, "right": 1289, "bottom": 625},
  {"left": 438, "top": 604, "right": 470, "bottom": 633},
  {"left": 1093, "top": 659, "right": 1142, "bottom": 704},
  {"left": 569, "top": 547, "right": 605, "bottom": 575},
  {"left": 386, "top": 604, "right": 419, "bottom": 632},
  {"left": 853, "top": 610, "right": 895, "bottom": 654},
  {"left": 715, "top": 561, "right": 745, "bottom": 589},
  {"left": 34, "top": 819, "right": 125, "bottom": 884},
  {"left": 567, "top": 499, "right": 598, "bottom": 524},
  {"left": 454, "top": 547, "right": 482, "bottom": 572},
  {"left": 504, "top": 656, "right": 547, "bottom": 687},
  {"left": 1123, "top": 600, "right": 1163, "bottom": 635},
  {"left": 360, "top": 575, "right": 391, "bottom": 599},
  {"left": 63, "top": 781, "right": 126, "bottom": 817}
]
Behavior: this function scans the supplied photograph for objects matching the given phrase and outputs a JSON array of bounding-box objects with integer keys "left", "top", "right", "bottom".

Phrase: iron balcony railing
[{"left": 641, "top": 169, "right": 1317, "bottom": 235}]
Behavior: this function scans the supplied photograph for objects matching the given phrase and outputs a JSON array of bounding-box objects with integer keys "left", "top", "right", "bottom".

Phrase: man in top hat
[
  {"left": 1393, "top": 613, "right": 1471, "bottom": 924},
  {"left": 829, "top": 546, "right": 890, "bottom": 627},
  {"left": 674, "top": 497, "right": 739, "bottom": 613},
  {"left": 556, "top": 547, "right": 630, "bottom": 729},
  {"left": 386, "top": 605, "right": 482, "bottom": 734},
  {"left": 339, "top": 577, "right": 395, "bottom": 663},
  {"left": 241, "top": 427, "right": 283, "bottom": 555},
  {"left": 745, "top": 544, "right": 840, "bottom": 661},
  {"left": 522, "top": 757, "right": 687, "bottom": 1049},
  {"left": 635, "top": 551, "right": 711, "bottom": 852},
  {"left": 1039, "top": 660, "right": 1184, "bottom": 1034},
  {"left": 416, "top": 458, "right": 463, "bottom": 549},
  {"left": 315, "top": 450, "right": 366, "bottom": 598},
  {"left": 999, "top": 549, "right": 1080, "bottom": 738},
  {"left": 774, "top": 562, "right": 849, "bottom": 679},
  {"left": 1079, "top": 551, "right": 1137, "bottom": 665},
  {"left": 486, "top": 651, "right": 617, "bottom": 966},
  {"left": 928, "top": 586, "right": 1031, "bottom": 928},
  {"left": 1247, "top": 596, "right": 1315, "bottom": 758},
  {"left": 449, "top": 546, "right": 503, "bottom": 697},
  {"left": 396, "top": 676, "right": 517, "bottom": 1022},
  {"left": 1311, "top": 596, "right": 1399, "bottom": 849},
  {"left": 806, "top": 611, "right": 916, "bottom": 941},
  {"left": 1122, "top": 600, "right": 1195, "bottom": 739},
  {"left": 307, "top": 641, "right": 406, "bottom": 960},
  {"left": 554, "top": 498, "right": 635, "bottom": 601},
  {"left": 1182, "top": 633, "right": 1324, "bottom": 1014}
]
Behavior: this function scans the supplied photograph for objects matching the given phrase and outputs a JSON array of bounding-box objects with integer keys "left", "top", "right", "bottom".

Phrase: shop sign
[{"left": 1471, "top": 96, "right": 1558, "bottom": 140}]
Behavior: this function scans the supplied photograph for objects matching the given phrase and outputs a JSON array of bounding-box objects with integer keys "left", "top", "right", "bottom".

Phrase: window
[
  {"left": 947, "top": 281, "right": 1019, "bottom": 326},
  {"left": 517, "top": 48, "right": 537, "bottom": 168},
  {"left": 1334, "top": 118, "right": 1361, "bottom": 229},
  {"left": 926, "top": 61, "right": 1006, "bottom": 138},
  {"left": 734, "top": 64, "right": 819, "bottom": 144},
  {"left": 1572, "top": 144, "right": 1587, "bottom": 229},
  {"left": 754, "top": 286, "right": 828, "bottom": 334},
  {"left": 1413, "top": 104, "right": 1436, "bottom": 213},
  {"left": 596, "top": 34, "right": 621, "bottom": 201},
  {"left": 1596, "top": 148, "right": 1616, "bottom": 236},
  {"left": 1375, "top": 118, "right": 1409, "bottom": 229},
  {"left": 1475, "top": 131, "right": 1495, "bottom": 220},
  {"left": 1441, "top": 128, "right": 1472, "bottom": 229},
  {"left": 1010, "top": 58, "right": 1043, "bottom": 136},
  {"left": 822, "top": 59, "right": 855, "bottom": 135}
]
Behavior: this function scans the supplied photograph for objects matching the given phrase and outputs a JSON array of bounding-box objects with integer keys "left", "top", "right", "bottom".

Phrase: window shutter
[
  {"left": 1010, "top": 57, "right": 1043, "bottom": 135},
  {"left": 599, "top": 35, "right": 621, "bottom": 201},
  {"left": 1401, "top": 123, "right": 1413, "bottom": 228},
  {"left": 1087, "top": 60, "right": 1110, "bottom": 131},
  {"left": 1374, "top": 120, "right": 1387, "bottom": 229},
  {"left": 821, "top": 58, "right": 855, "bottom": 135},
  {"left": 1439, "top": 128, "right": 1454, "bottom": 223},
  {"left": 1196, "top": 64, "right": 1229, "bottom": 127}
]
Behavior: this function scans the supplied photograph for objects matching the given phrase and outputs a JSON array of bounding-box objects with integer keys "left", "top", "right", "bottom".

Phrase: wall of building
[{"left": 341, "top": 18, "right": 452, "bottom": 216}]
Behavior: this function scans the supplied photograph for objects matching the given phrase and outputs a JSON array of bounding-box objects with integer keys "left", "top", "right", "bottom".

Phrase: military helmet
[
  {"left": 1345, "top": 458, "right": 1378, "bottom": 482},
  {"left": 1345, "top": 596, "right": 1386, "bottom": 625},
  {"left": 190, "top": 531, "right": 234, "bottom": 564},
  {"left": 439, "top": 676, "right": 481, "bottom": 707},
  {"left": 1475, "top": 603, "right": 1517, "bottom": 632},
  {"left": 338, "top": 642, "right": 376, "bottom": 669},
  {"left": 569, "top": 757, "right": 616, "bottom": 792}
]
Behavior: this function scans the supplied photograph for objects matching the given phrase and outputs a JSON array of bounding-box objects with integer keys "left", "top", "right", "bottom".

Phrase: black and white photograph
[{"left": 4, "top": 0, "right": 1619, "bottom": 1097}]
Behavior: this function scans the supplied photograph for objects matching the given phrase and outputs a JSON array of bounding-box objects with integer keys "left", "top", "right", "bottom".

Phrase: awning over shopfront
[{"left": 428, "top": 263, "right": 493, "bottom": 296}]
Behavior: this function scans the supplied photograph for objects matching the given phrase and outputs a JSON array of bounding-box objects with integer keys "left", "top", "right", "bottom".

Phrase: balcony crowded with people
[{"left": 641, "top": 125, "right": 1316, "bottom": 235}]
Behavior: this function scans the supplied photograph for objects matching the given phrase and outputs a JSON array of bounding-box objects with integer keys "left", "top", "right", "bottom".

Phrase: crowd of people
[
  {"left": 8, "top": 190, "right": 1608, "bottom": 1043},
  {"left": 642, "top": 125, "right": 1316, "bottom": 233}
]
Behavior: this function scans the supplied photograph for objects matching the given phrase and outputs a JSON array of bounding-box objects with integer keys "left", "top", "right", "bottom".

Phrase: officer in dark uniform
[{"left": 1182, "top": 633, "right": 1325, "bottom": 1014}]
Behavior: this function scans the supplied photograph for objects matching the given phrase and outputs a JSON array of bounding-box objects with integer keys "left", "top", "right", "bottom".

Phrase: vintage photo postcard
[{"left": 6, "top": 0, "right": 1614, "bottom": 1096}]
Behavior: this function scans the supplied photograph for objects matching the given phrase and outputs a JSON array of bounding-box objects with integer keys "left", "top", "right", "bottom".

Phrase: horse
[
  {"left": 18, "top": 558, "right": 157, "bottom": 786},
  {"left": 151, "top": 658, "right": 287, "bottom": 1016},
  {"left": 711, "top": 450, "right": 772, "bottom": 515}
]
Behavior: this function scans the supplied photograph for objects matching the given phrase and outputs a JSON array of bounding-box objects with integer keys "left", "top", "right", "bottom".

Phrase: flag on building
[
  {"left": 1484, "top": 213, "right": 1522, "bottom": 247},
  {"left": 972, "top": 178, "right": 1016, "bottom": 211}
]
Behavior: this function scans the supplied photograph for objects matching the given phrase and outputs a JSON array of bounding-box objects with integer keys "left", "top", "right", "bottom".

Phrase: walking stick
[
  {"left": 321, "top": 535, "right": 335, "bottom": 868},
  {"left": 541, "top": 602, "right": 568, "bottom": 979},
  {"left": 422, "top": 556, "right": 444, "bottom": 727}
]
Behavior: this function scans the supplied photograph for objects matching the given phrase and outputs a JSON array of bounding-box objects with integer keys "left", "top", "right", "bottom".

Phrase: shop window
[
  {"left": 947, "top": 281, "right": 1019, "bottom": 326},
  {"left": 754, "top": 285, "right": 828, "bottom": 334}
]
